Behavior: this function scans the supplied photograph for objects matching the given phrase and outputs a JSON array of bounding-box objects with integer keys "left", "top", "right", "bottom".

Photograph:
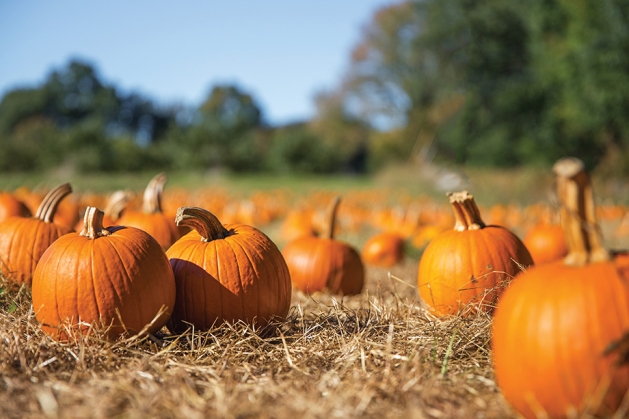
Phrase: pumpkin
[
  {"left": 282, "top": 196, "right": 364, "bottom": 295},
  {"left": 117, "top": 173, "right": 179, "bottom": 250},
  {"left": 417, "top": 191, "right": 533, "bottom": 316},
  {"left": 0, "top": 183, "right": 74, "bottom": 286},
  {"left": 492, "top": 157, "right": 629, "bottom": 419},
  {"left": 0, "top": 191, "right": 31, "bottom": 222},
  {"left": 165, "top": 206, "right": 292, "bottom": 332},
  {"left": 32, "top": 207, "right": 176, "bottom": 340},
  {"left": 361, "top": 231, "right": 405, "bottom": 268},
  {"left": 522, "top": 222, "right": 568, "bottom": 264},
  {"left": 75, "top": 189, "right": 133, "bottom": 232}
]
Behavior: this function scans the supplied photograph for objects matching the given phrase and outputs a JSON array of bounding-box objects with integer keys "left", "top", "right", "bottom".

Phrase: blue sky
[{"left": 0, "top": 1, "right": 394, "bottom": 125}]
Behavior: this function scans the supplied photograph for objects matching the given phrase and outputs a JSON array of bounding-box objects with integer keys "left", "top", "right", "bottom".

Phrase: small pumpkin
[
  {"left": 417, "top": 191, "right": 533, "bottom": 316},
  {"left": 282, "top": 196, "right": 364, "bottom": 295},
  {"left": 166, "top": 206, "right": 292, "bottom": 332},
  {"left": 0, "top": 183, "right": 74, "bottom": 286},
  {"left": 492, "top": 157, "right": 629, "bottom": 419},
  {"left": 117, "top": 173, "right": 179, "bottom": 250},
  {"left": 75, "top": 189, "right": 133, "bottom": 232},
  {"left": 522, "top": 222, "right": 568, "bottom": 264},
  {"left": 0, "top": 191, "right": 31, "bottom": 222},
  {"left": 32, "top": 207, "right": 176, "bottom": 340},
  {"left": 361, "top": 231, "right": 405, "bottom": 268}
]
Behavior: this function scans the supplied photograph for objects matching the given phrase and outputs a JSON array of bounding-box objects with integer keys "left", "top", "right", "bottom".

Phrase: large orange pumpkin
[
  {"left": 282, "top": 196, "right": 364, "bottom": 295},
  {"left": 492, "top": 157, "right": 629, "bottom": 419},
  {"left": 32, "top": 207, "right": 176, "bottom": 341},
  {"left": 166, "top": 206, "right": 292, "bottom": 332},
  {"left": 117, "top": 173, "right": 179, "bottom": 250},
  {"left": 0, "top": 183, "right": 74, "bottom": 286},
  {"left": 417, "top": 191, "right": 533, "bottom": 316}
]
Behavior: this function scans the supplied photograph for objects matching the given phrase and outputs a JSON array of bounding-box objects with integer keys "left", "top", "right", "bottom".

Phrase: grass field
[{"left": 2, "top": 163, "right": 629, "bottom": 418}]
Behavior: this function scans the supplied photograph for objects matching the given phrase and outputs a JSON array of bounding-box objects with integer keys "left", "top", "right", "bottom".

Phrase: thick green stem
[
  {"left": 326, "top": 196, "right": 342, "bottom": 240},
  {"left": 34, "top": 183, "right": 72, "bottom": 223},
  {"left": 142, "top": 173, "right": 166, "bottom": 214},
  {"left": 79, "top": 207, "right": 111, "bottom": 239},
  {"left": 175, "top": 206, "right": 229, "bottom": 242},
  {"left": 447, "top": 191, "right": 485, "bottom": 232},
  {"left": 553, "top": 157, "right": 609, "bottom": 266}
]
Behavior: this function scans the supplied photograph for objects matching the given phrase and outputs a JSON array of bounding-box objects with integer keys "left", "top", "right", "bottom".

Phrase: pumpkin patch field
[{"left": 2, "top": 164, "right": 629, "bottom": 418}]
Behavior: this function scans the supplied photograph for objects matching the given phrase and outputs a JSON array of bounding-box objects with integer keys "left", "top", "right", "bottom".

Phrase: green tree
[
  {"left": 339, "top": 0, "right": 629, "bottom": 171},
  {"left": 310, "top": 89, "right": 370, "bottom": 173},
  {"left": 168, "top": 84, "right": 265, "bottom": 171}
]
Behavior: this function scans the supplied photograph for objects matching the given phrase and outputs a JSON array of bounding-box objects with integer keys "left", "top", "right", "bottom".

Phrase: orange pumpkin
[
  {"left": 282, "top": 196, "right": 364, "bottom": 295},
  {"left": 32, "top": 207, "right": 176, "bottom": 340},
  {"left": 417, "top": 191, "right": 533, "bottom": 316},
  {"left": 492, "top": 157, "right": 629, "bottom": 419},
  {"left": 0, "top": 183, "right": 74, "bottom": 286},
  {"left": 361, "top": 231, "right": 405, "bottom": 268},
  {"left": 117, "top": 173, "right": 179, "bottom": 250},
  {"left": 0, "top": 191, "right": 31, "bottom": 222},
  {"left": 75, "top": 189, "right": 133, "bottom": 232},
  {"left": 522, "top": 222, "right": 568, "bottom": 264},
  {"left": 166, "top": 206, "right": 292, "bottom": 332}
]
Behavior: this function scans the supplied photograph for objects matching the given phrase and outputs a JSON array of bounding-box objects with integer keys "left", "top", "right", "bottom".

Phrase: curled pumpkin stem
[
  {"left": 80, "top": 207, "right": 111, "bottom": 239},
  {"left": 553, "top": 157, "right": 609, "bottom": 266},
  {"left": 175, "top": 206, "right": 229, "bottom": 242},
  {"left": 448, "top": 191, "right": 485, "bottom": 231},
  {"left": 34, "top": 183, "right": 73, "bottom": 223},
  {"left": 104, "top": 190, "right": 133, "bottom": 222},
  {"left": 142, "top": 173, "right": 167, "bottom": 214}
]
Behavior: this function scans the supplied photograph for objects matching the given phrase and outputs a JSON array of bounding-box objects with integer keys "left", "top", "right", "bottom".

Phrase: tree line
[{"left": 1, "top": 0, "right": 628, "bottom": 175}]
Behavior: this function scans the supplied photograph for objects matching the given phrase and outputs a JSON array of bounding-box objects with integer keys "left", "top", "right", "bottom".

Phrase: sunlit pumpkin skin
[
  {"left": 493, "top": 157, "right": 629, "bottom": 419},
  {"left": 118, "top": 173, "right": 179, "bottom": 250},
  {"left": 523, "top": 223, "right": 568, "bottom": 264},
  {"left": 0, "top": 183, "right": 74, "bottom": 286},
  {"left": 283, "top": 197, "right": 364, "bottom": 295},
  {"left": 361, "top": 231, "right": 405, "bottom": 268},
  {"left": 0, "top": 191, "right": 31, "bottom": 222},
  {"left": 417, "top": 191, "right": 533, "bottom": 316},
  {"left": 166, "top": 206, "right": 292, "bottom": 332},
  {"left": 493, "top": 260, "right": 629, "bottom": 418},
  {"left": 32, "top": 207, "right": 176, "bottom": 341}
]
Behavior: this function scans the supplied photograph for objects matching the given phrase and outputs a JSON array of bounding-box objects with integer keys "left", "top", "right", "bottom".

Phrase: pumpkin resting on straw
[
  {"left": 417, "top": 191, "right": 533, "bottom": 316},
  {"left": 166, "top": 206, "right": 292, "bottom": 332},
  {"left": 492, "top": 157, "right": 629, "bottom": 419},
  {"left": 32, "top": 207, "right": 176, "bottom": 341}
]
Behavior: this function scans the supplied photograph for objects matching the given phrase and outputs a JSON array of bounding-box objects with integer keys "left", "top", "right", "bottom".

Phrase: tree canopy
[{"left": 2, "top": 1, "right": 629, "bottom": 174}]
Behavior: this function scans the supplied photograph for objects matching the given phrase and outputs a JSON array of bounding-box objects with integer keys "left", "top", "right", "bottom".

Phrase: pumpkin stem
[
  {"left": 326, "top": 196, "right": 342, "bottom": 240},
  {"left": 80, "top": 207, "right": 111, "bottom": 239},
  {"left": 104, "top": 190, "right": 133, "bottom": 222},
  {"left": 175, "top": 206, "right": 229, "bottom": 242},
  {"left": 447, "top": 191, "right": 485, "bottom": 232},
  {"left": 553, "top": 157, "right": 609, "bottom": 266},
  {"left": 34, "top": 183, "right": 73, "bottom": 223},
  {"left": 142, "top": 173, "right": 166, "bottom": 214}
]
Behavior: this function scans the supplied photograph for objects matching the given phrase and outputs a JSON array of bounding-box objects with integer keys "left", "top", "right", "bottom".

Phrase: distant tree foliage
[
  {"left": 341, "top": 0, "right": 629, "bottom": 173},
  {"left": 2, "top": 1, "right": 629, "bottom": 174}
]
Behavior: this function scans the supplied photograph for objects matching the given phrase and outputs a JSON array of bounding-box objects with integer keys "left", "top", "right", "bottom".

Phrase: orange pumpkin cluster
[{"left": 0, "top": 161, "right": 628, "bottom": 418}]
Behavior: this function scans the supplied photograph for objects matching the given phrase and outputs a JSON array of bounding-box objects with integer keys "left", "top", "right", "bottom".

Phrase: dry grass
[{"left": 0, "top": 259, "right": 517, "bottom": 419}]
